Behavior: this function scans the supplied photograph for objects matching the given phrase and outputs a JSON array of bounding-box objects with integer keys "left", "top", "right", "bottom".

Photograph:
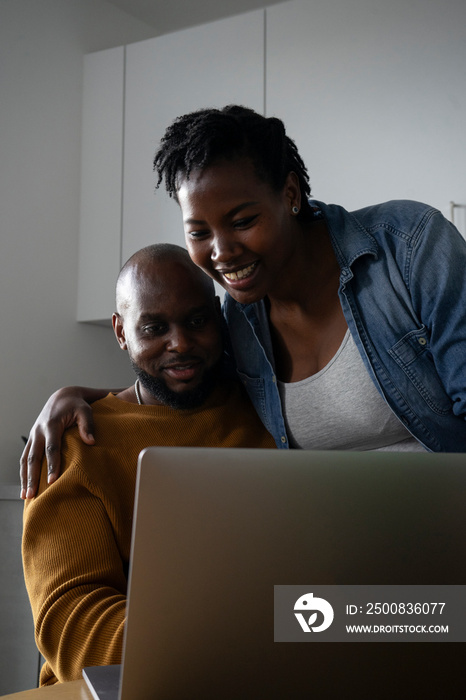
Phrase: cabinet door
[
  {"left": 266, "top": 0, "right": 466, "bottom": 215},
  {"left": 122, "top": 10, "right": 265, "bottom": 265},
  {"left": 77, "top": 47, "right": 124, "bottom": 324}
]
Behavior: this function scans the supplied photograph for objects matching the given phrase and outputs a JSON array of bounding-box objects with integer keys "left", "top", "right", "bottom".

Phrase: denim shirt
[{"left": 223, "top": 200, "right": 466, "bottom": 452}]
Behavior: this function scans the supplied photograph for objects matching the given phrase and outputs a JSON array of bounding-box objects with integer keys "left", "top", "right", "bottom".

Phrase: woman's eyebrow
[{"left": 184, "top": 201, "right": 259, "bottom": 226}]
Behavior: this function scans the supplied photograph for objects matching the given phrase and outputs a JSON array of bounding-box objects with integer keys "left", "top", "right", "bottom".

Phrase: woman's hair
[{"left": 153, "top": 105, "right": 312, "bottom": 217}]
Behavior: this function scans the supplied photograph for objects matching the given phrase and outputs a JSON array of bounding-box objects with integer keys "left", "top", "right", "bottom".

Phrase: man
[{"left": 22, "top": 243, "right": 274, "bottom": 685}]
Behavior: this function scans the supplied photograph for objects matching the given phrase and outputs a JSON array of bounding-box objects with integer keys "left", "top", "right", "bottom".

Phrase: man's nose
[{"left": 166, "top": 326, "right": 194, "bottom": 353}]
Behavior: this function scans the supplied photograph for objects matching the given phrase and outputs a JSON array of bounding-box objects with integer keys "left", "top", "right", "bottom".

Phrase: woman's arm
[
  {"left": 410, "top": 212, "right": 466, "bottom": 420},
  {"left": 19, "top": 386, "right": 120, "bottom": 499}
]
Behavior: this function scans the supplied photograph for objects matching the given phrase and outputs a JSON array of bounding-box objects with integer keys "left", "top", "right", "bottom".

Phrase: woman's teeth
[{"left": 224, "top": 263, "right": 257, "bottom": 281}]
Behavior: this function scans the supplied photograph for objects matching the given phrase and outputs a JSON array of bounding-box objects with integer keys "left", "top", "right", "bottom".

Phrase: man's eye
[
  {"left": 189, "top": 316, "right": 208, "bottom": 329},
  {"left": 142, "top": 324, "right": 166, "bottom": 335}
]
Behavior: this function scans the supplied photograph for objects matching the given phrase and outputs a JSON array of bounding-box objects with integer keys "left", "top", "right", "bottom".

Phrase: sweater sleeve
[{"left": 22, "top": 456, "right": 127, "bottom": 684}]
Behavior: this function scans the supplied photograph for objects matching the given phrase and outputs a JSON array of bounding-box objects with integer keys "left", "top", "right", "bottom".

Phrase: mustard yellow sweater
[{"left": 22, "top": 382, "right": 274, "bottom": 685}]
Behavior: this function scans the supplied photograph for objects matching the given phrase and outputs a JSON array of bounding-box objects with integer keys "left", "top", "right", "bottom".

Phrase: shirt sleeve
[
  {"left": 410, "top": 209, "right": 466, "bottom": 421},
  {"left": 22, "top": 456, "right": 127, "bottom": 684}
]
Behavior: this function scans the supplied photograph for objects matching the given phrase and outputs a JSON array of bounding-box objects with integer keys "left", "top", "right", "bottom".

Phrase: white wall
[{"left": 0, "top": 0, "right": 156, "bottom": 483}]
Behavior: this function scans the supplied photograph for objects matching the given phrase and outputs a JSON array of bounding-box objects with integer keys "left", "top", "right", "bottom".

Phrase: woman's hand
[{"left": 19, "top": 386, "right": 109, "bottom": 499}]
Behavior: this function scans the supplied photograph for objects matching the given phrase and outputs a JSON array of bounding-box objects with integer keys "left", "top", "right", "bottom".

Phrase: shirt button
[
  {"left": 281, "top": 436, "right": 287, "bottom": 443},
  {"left": 272, "top": 375, "right": 277, "bottom": 383},
  {"left": 418, "top": 337, "right": 427, "bottom": 346}
]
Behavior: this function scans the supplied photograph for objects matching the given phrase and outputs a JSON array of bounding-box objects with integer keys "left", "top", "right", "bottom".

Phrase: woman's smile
[{"left": 217, "top": 261, "right": 260, "bottom": 291}]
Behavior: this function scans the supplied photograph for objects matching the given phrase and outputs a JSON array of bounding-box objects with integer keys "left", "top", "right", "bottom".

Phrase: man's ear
[{"left": 112, "top": 312, "right": 127, "bottom": 350}]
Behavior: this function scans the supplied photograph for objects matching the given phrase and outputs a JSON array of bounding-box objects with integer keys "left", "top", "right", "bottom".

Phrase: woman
[{"left": 21, "top": 105, "right": 466, "bottom": 495}]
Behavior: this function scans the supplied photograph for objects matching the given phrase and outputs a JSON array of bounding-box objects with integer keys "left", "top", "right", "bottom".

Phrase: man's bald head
[{"left": 116, "top": 243, "right": 215, "bottom": 316}]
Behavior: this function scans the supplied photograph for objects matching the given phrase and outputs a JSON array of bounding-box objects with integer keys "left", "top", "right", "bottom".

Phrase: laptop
[{"left": 83, "top": 447, "right": 466, "bottom": 700}]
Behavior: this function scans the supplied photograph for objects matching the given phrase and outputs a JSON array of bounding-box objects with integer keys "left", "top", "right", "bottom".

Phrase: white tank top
[{"left": 278, "top": 330, "right": 425, "bottom": 451}]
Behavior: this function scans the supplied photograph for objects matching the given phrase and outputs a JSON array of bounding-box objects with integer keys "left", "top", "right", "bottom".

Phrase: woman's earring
[{"left": 292, "top": 206, "right": 300, "bottom": 215}]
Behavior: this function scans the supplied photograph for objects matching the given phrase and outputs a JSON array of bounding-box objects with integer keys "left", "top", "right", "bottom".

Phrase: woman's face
[{"left": 177, "top": 157, "right": 301, "bottom": 305}]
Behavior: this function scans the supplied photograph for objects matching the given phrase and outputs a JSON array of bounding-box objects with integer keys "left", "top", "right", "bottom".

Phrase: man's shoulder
[{"left": 61, "top": 393, "right": 137, "bottom": 457}]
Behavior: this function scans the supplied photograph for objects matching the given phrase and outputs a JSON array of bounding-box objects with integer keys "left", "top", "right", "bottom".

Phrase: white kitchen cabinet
[
  {"left": 265, "top": 0, "right": 466, "bottom": 215},
  {"left": 77, "top": 11, "right": 264, "bottom": 323},
  {"left": 122, "top": 10, "right": 265, "bottom": 264},
  {"left": 77, "top": 1, "right": 466, "bottom": 322}
]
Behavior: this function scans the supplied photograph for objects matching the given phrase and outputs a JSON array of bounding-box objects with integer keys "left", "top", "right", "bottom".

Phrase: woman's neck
[
  {"left": 267, "top": 219, "right": 339, "bottom": 311},
  {"left": 266, "top": 220, "right": 348, "bottom": 382}
]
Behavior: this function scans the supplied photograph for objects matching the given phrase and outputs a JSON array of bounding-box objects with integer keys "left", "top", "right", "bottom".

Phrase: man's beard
[{"left": 130, "top": 356, "right": 223, "bottom": 410}]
